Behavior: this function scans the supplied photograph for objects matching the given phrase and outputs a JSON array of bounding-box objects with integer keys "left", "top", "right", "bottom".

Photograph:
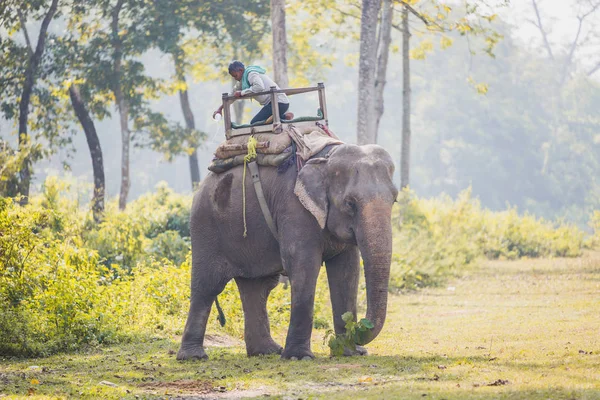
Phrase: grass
[{"left": 1, "top": 253, "right": 599, "bottom": 399}]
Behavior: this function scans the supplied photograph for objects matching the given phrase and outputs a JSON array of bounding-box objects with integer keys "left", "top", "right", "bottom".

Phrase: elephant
[{"left": 177, "top": 143, "right": 398, "bottom": 360}]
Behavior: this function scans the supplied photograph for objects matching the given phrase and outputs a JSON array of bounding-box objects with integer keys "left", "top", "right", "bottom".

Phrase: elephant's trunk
[{"left": 355, "top": 198, "right": 393, "bottom": 345}]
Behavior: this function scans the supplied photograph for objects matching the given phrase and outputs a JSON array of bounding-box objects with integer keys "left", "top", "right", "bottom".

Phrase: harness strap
[{"left": 247, "top": 161, "right": 278, "bottom": 240}]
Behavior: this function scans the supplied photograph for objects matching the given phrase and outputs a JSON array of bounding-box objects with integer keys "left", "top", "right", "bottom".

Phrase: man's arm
[
  {"left": 241, "top": 72, "right": 265, "bottom": 96},
  {"left": 215, "top": 81, "right": 243, "bottom": 116}
]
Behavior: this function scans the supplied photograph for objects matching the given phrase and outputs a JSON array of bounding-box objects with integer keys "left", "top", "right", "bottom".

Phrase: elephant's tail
[{"left": 215, "top": 297, "right": 226, "bottom": 327}]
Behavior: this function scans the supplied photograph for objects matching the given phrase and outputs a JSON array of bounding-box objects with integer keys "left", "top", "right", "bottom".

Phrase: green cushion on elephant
[{"left": 231, "top": 109, "right": 324, "bottom": 129}]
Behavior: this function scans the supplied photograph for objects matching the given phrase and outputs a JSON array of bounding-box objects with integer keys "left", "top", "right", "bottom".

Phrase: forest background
[{"left": 2, "top": 0, "right": 599, "bottom": 226}]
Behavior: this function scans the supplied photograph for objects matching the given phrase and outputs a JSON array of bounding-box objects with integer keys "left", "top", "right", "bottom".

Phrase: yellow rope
[{"left": 242, "top": 135, "right": 258, "bottom": 237}]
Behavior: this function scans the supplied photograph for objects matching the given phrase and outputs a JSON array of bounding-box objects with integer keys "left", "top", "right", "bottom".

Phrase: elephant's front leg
[
  {"left": 281, "top": 245, "right": 322, "bottom": 360},
  {"left": 325, "top": 247, "right": 367, "bottom": 356}
]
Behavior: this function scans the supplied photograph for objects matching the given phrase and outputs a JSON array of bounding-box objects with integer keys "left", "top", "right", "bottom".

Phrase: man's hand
[
  {"left": 212, "top": 110, "right": 221, "bottom": 119},
  {"left": 234, "top": 91, "right": 243, "bottom": 98}
]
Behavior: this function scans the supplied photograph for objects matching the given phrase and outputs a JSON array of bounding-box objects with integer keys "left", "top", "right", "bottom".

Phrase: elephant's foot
[
  {"left": 247, "top": 340, "right": 283, "bottom": 357},
  {"left": 176, "top": 345, "right": 208, "bottom": 361},
  {"left": 281, "top": 345, "right": 315, "bottom": 360},
  {"left": 342, "top": 345, "right": 368, "bottom": 357}
]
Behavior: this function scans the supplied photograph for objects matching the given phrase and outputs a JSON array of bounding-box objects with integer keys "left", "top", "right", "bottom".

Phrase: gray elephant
[{"left": 177, "top": 143, "right": 398, "bottom": 360}]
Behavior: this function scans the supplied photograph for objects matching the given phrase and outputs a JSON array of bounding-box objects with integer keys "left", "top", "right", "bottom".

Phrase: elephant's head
[{"left": 294, "top": 144, "right": 398, "bottom": 344}]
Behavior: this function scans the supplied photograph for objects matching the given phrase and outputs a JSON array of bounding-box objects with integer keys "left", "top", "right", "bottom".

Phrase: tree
[
  {"left": 400, "top": 4, "right": 410, "bottom": 189},
  {"left": 145, "top": 0, "right": 208, "bottom": 190},
  {"left": 357, "top": 0, "right": 382, "bottom": 145},
  {"left": 271, "top": 0, "right": 289, "bottom": 88},
  {"left": 0, "top": 0, "right": 59, "bottom": 204},
  {"left": 66, "top": 0, "right": 172, "bottom": 210},
  {"left": 0, "top": 1, "right": 86, "bottom": 202},
  {"left": 374, "top": 0, "right": 394, "bottom": 142},
  {"left": 68, "top": 84, "right": 105, "bottom": 222},
  {"left": 110, "top": 0, "right": 131, "bottom": 210},
  {"left": 144, "top": 0, "right": 270, "bottom": 186}
]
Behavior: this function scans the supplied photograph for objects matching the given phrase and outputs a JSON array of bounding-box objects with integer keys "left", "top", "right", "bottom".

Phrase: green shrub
[
  {"left": 0, "top": 198, "right": 119, "bottom": 356},
  {"left": 82, "top": 182, "right": 191, "bottom": 272},
  {"left": 390, "top": 188, "right": 585, "bottom": 291}
]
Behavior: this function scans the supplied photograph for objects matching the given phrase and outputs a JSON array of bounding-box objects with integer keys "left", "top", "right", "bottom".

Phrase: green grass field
[{"left": 1, "top": 252, "right": 599, "bottom": 399}]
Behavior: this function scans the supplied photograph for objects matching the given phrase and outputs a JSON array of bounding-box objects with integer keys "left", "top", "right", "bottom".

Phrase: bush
[
  {"left": 0, "top": 198, "right": 120, "bottom": 356},
  {"left": 389, "top": 188, "right": 584, "bottom": 292}
]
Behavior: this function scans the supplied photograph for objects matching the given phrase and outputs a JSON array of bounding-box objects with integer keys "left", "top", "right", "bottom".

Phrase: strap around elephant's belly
[{"left": 247, "top": 161, "right": 279, "bottom": 240}]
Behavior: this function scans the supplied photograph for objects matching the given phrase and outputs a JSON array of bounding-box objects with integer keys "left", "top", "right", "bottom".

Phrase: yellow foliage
[
  {"left": 467, "top": 76, "right": 489, "bottom": 95},
  {"left": 456, "top": 21, "right": 473, "bottom": 33},
  {"left": 410, "top": 40, "right": 434, "bottom": 60},
  {"left": 440, "top": 36, "right": 453, "bottom": 50},
  {"left": 475, "top": 83, "right": 489, "bottom": 95},
  {"left": 344, "top": 53, "right": 359, "bottom": 68}
]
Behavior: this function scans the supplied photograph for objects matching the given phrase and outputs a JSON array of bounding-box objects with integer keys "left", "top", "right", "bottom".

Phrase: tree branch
[
  {"left": 560, "top": 15, "right": 584, "bottom": 85},
  {"left": 531, "top": 0, "right": 554, "bottom": 60},
  {"left": 588, "top": 60, "right": 600, "bottom": 76},
  {"left": 394, "top": 0, "right": 430, "bottom": 26},
  {"left": 560, "top": 1, "right": 600, "bottom": 85},
  {"left": 17, "top": 9, "right": 34, "bottom": 56}
]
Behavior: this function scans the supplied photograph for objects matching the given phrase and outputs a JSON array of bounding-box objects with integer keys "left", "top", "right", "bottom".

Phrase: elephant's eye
[{"left": 344, "top": 198, "right": 357, "bottom": 215}]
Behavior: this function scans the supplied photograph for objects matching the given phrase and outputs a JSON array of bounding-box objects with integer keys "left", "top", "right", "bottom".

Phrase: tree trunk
[
  {"left": 116, "top": 96, "right": 130, "bottom": 211},
  {"left": 271, "top": 0, "right": 289, "bottom": 88},
  {"left": 17, "top": 0, "right": 59, "bottom": 205},
  {"left": 176, "top": 70, "right": 201, "bottom": 189},
  {"left": 373, "top": 0, "right": 393, "bottom": 144},
  {"left": 69, "top": 84, "right": 105, "bottom": 223},
  {"left": 111, "top": 0, "right": 130, "bottom": 211},
  {"left": 357, "top": 0, "right": 381, "bottom": 145},
  {"left": 400, "top": 5, "right": 411, "bottom": 189}
]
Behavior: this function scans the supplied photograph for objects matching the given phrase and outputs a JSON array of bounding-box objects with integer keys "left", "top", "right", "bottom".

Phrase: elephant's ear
[{"left": 294, "top": 158, "right": 328, "bottom": 229}]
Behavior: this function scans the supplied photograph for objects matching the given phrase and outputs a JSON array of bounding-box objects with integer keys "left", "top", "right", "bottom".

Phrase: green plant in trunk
[{"left": 326, "top": 312, "right": 374, "bottom": 357}]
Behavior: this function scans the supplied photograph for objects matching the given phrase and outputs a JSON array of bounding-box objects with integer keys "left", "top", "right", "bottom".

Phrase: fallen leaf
[
  {"left": 358, "top": 376, "right": 373, "bottom": 383},
  {"left": 30, "top": 379, "right": 39, "bottom": 385}
]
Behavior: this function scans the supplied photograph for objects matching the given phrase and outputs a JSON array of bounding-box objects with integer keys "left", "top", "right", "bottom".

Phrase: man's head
[{"left": 228, "top": 60, "right": 245, "bottom": 81}]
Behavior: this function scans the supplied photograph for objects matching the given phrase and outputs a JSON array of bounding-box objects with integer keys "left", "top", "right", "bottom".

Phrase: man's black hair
[{"left": 228, "top": 60, "right": 245, "bottom": 74}]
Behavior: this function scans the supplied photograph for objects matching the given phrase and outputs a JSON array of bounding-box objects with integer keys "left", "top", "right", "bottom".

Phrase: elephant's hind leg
[
  {"left": 235, "top": 275, "right": 283, "bottom": 356},
  {"left": 177, "top": 263, "right": 230, "bottom": 361}
]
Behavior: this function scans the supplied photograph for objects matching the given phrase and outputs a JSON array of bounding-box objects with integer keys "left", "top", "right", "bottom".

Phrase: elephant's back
[{"left": 191, "top": 166, "right": 291, "bottom": 276}]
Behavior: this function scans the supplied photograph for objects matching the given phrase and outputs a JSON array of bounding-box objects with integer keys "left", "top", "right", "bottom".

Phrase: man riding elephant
[{"left": 213, "top": 61, "right": 294, "bottom": 124}]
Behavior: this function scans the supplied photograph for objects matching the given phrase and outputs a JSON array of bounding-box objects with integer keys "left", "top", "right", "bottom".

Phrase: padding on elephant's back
[{"left": 209, "top": 150, "right": 293, "bottom": 174}]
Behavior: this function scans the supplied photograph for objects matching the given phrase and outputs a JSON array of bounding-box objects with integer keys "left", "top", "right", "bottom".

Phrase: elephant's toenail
[{"left": 302, "top": 356, "right": 312, "bottom": 361}]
